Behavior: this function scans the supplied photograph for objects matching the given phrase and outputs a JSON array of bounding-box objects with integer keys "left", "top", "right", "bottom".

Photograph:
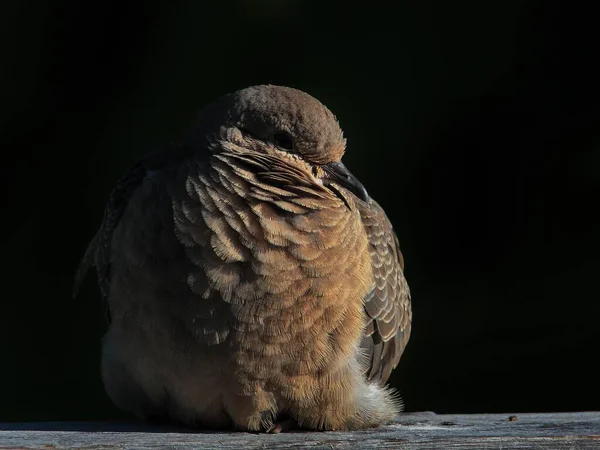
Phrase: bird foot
[{"left": 266, "top": 418, "right": 298, "bottom": 433}]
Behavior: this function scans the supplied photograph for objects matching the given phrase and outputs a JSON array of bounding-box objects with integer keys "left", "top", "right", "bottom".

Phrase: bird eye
[{"left": 273, "top": 132, "right": 294, "bottom": 151}]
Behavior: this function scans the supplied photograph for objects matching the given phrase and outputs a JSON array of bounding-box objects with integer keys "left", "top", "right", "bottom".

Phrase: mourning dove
[{"left": 74, "top": 85, "right": 412, "bottom": 432}]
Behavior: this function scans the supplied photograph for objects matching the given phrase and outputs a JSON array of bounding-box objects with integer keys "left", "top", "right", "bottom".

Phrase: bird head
[{"left": 190, "top": 85, "right": 369, "bottom": 203}]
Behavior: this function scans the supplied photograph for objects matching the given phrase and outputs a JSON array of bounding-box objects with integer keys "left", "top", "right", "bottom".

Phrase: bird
[{"left": 74, "top": 84, "right": 412, "bottom": 432}]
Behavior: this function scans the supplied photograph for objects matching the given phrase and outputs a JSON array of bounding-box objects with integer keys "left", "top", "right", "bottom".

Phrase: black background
[{"left": 1, "top": 1, "right": 598, "bottom": 422}]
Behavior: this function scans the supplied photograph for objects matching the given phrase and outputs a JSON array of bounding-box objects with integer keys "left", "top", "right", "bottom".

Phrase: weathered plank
[{"left": 1, "top": 412, "right": 599, "bottom": 449}]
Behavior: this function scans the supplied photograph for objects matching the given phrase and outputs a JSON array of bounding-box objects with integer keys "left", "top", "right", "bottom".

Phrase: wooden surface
[{"left": 1, "top": 411, "right": 599, "bottom": 449}]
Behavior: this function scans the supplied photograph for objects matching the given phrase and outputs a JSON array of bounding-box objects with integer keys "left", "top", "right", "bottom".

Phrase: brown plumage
[{"left": 75, "top": 85, "right": 412, "bottom": 432}]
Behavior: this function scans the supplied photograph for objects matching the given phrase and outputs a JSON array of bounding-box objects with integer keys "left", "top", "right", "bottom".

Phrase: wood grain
[{"left": 1, "top": 412, "right": 599, "bottom": 449}]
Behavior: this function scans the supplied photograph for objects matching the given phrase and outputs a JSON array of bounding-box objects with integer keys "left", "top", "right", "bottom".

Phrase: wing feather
[
  {"left": 358, "top": 199, "right": 412, "bottom": 385},
  {"left": 72, "top": 145, "right": 189, "bottom": 321}
]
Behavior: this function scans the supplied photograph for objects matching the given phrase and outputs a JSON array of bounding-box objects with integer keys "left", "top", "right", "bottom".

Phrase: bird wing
[
  {"left": 72, "top": 145, "right": 188, "bottom": 321},
  {"left": 358, "top": 199, "right": 412, "bottom": 385}
]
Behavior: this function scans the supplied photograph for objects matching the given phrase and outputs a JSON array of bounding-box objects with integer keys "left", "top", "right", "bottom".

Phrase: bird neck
[{"left": 208, "top": 152, "right": 346, "bottom": 213}]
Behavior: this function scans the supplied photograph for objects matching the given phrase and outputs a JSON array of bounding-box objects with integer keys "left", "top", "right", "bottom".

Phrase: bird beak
[{"left": 322, "top": 162, "right": 370, "bottom": 203}]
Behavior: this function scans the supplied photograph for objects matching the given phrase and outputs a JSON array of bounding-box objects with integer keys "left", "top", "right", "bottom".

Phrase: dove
[{"left": 75, "top": 85, "right": 412, "bottom": 432}]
